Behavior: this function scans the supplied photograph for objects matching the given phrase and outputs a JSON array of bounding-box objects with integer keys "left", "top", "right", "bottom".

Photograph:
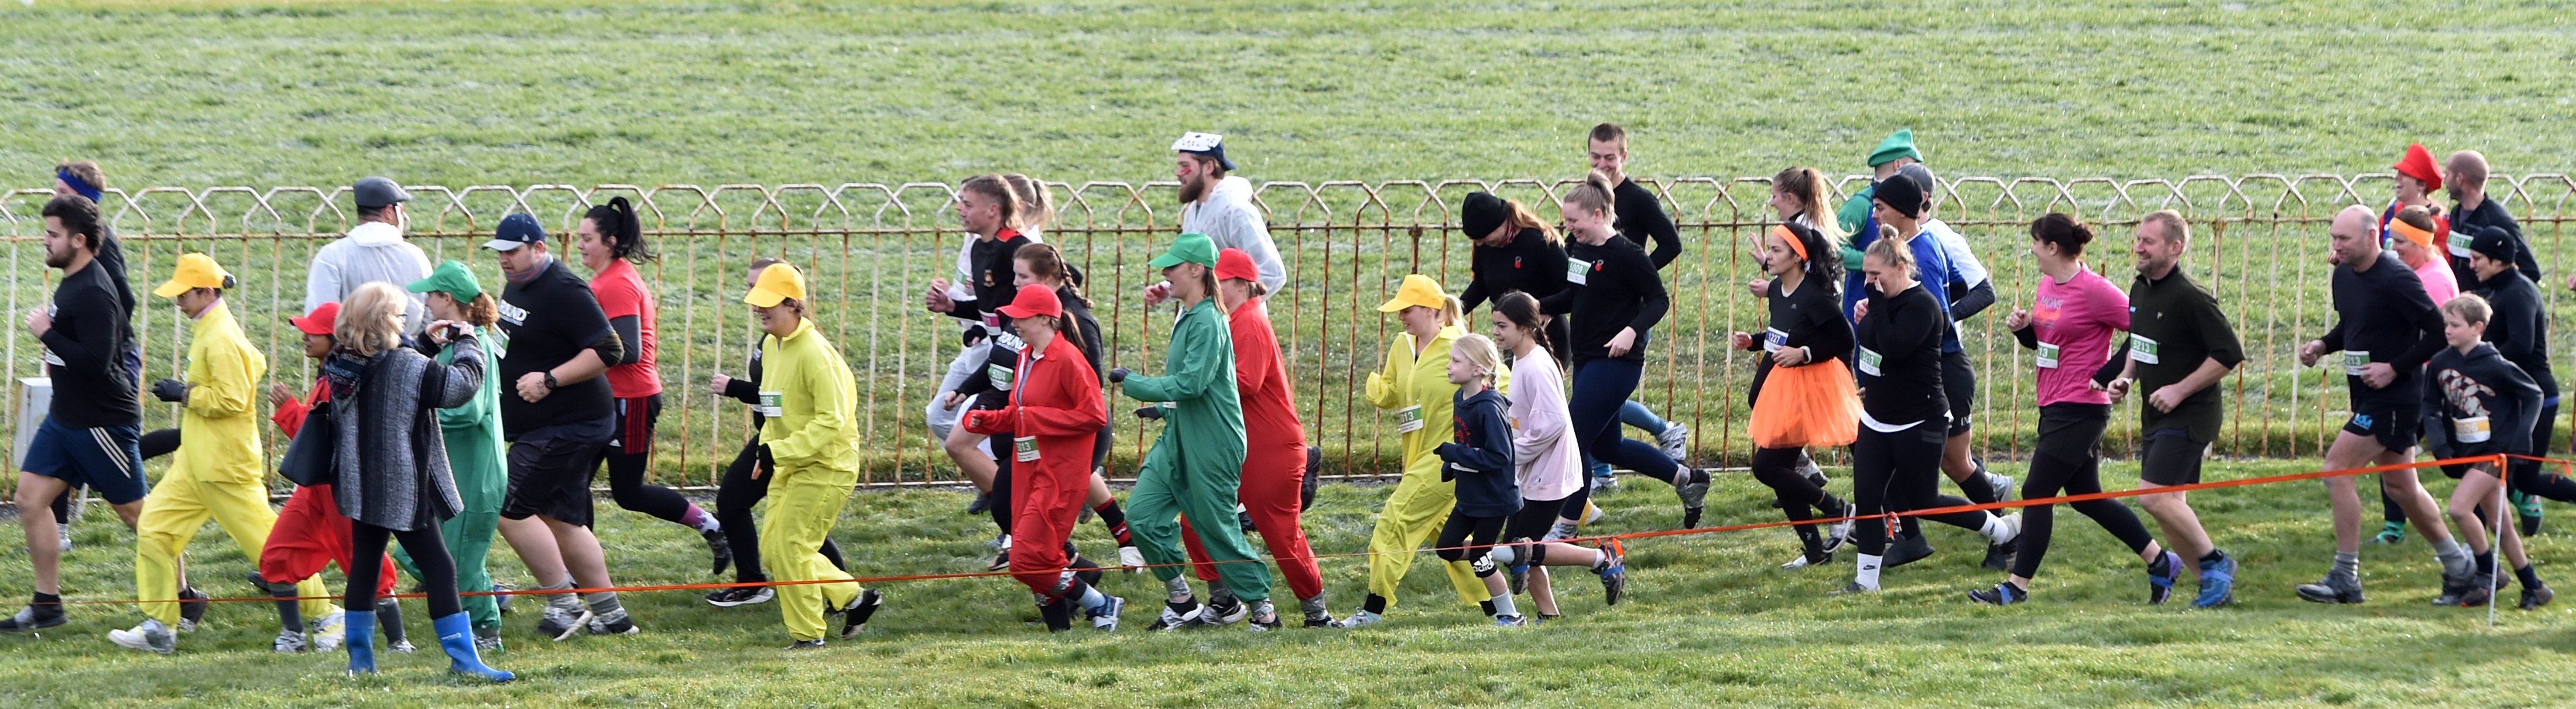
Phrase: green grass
[{"left": 3, "top": 460, "right": 2570, "bottom": 707}]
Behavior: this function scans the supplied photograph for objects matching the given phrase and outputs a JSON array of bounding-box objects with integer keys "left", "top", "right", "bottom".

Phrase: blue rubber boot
[
  {"left": 344, "top": 609, "right": 378, "bottom": 675},
  {"left": 435, "top": 612, "right": 514, "bottom": 682}
]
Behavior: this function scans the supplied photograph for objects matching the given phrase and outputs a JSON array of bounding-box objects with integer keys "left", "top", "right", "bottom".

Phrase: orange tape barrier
[{"left": 33, "top": 453, "right": 2510, "bottom": 607}]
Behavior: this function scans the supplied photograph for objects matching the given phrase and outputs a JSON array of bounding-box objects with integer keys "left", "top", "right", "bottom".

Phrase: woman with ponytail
[
  {"left": 1489, "top": 291, "right": 1628, "bottom": 619},
  {"left": 1540, "top": 170, "right": 1703, "bottom": 530},
  {"left": 575, "top": 196, "right": 729, "bottom": 576},
  {"left": 1733, "top": 222, "right": 1864, "bottom": 570}
]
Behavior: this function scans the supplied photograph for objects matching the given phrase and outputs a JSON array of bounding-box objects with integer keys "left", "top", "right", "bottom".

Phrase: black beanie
[
  {"left": 1462, "top": 191, "right": 1508, "bottom": 240},
  {"left": 2470, "top": 230, "right": 2519, "bottom": 266},
  {"left": 1874, "top": 172, "right": 1926, "bottom": 220}
]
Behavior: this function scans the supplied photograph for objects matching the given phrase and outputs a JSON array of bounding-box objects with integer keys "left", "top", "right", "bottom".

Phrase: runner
[
  {"left": 1456, "top": 191, "right": 1571, "bottom": 362},
  {"left": 1577, "top": 123, "right": 1693, "bottom": 491},
  {"left": 964, "top": 284, "right": 1121, "bottom": 632},
  {"left": 1487, "top": 292, "right": 1628, "bottom": 619},
  {"left": 2380, "top": 143, "right": 2451, "bottom": 250},
  {"left": 2372, "top": 205, "right": 2457, "bottom": 544},
  {"left": 1731, "top": 223, "right": 1861, "bottom": 569},
  {"left": 999, "top": 242, "right": 1135, "bottom": 573},
  {"left": 320, "top": 283, "right": 511, "bottom": 680},
  {"left": 1540, "top": 171, "right": 1704, "bottom": 528},
  {"left": 1426, "top": 334, "right": 1527, "bottom": 626},
  {"left": 743, "top": 263, "right": 885, "bottom": 648},
  {"left": 2420, "top": 294, "right": 2547, "bottom": 609},
  {"left": 1967, "top": 214, "right": 2178, "bottom": 606},
  {"left": 2471, "top": 231, "right": 2574, "bottom": 547},
  {"left": 250, "top": 303, "right": 394, "bottom": 654},
  {"left": 1171, "top": 248, "right": 1332, "bottom": 626},
  {"left": 2293, "top": 205, "right": 2475, "bottom": 605},
  {"left": 1743, "top": 167, "right": 1852, "bottom": 509},
  {"left": 30, "top": 162, "right": 141, "bottom": 556},
  {"left": 2101, "top": 210, "right": 2246, "bottom": 608},
  {"left": 1334, "top": 274, "right": 1491, "bottom": 628},
  {"left": 707, "top": 258, "right": 848, "bottom": 608},
  {"left": 574, "top": 197, "right": 728, "bottom": 574},
  {"left": 1897, "top": 163, "right": 2016, "bottom": 571},
  {"left": 927, "top": 174, "right": 1037, "bottom": 570},
  {"left": 398, "top": 261, "right": 513, "bottom": 650}
]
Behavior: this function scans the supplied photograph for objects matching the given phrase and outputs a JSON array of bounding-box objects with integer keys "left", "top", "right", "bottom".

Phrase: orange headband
[
  {"left": 1773, "top": 225, "right": 1809, "bottom": 261},
  {"left": 2390, "top": 220, "right": 2434, "bottom": 249}
]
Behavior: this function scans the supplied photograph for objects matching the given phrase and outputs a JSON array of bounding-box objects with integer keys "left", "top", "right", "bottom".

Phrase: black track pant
[
  {"left": 348, "top": 518, "right": 462, "bottom": 619},
  {"left": 2012, "top": 403, "right": 2155, "bottom": 580},
  {"left": 1852, "top": 423, "right": 1984, "bottom": 556}
]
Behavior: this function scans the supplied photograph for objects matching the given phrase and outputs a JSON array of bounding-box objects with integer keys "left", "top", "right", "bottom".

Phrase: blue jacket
[{"left": 1435, "top": 386, "right": 1521, "bottom": 518}]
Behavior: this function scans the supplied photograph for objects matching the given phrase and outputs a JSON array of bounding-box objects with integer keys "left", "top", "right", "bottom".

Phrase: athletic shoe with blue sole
[{"left": 2193, "top": 554, "right": 2236, "bottom": 608}]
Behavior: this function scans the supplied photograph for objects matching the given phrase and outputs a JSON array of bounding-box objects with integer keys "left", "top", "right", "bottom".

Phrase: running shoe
[
  {"left": 2457, "top": 578, "right": 2497, "bottom": 608},
  {"left": 2370, "top": 520, "right": 2407, "bottom": 545},
  {"left": 1544, "top": 520, "right": 1580, "bottom": 542},
  {"left": 1299, "top": 595, "right": 1334, "bottom": 628},
  {"left": 1596, "top": 540, "right": 1628, "bottom": 606},
  {"left": 1117, "top": 544, "right": 1146, "bottom": 573},
  {"left": 1146, "top": 604, "right": 1202, "bottom": 631},
  {"left": 176, "top": 587, "right": 208, "bottom": 632},
  {"left": 2295, "top": 574, "right": 2365, "bottom": 604},
  {"left": 2512, "top": 489, "right": 2543, "bottom": 537},
  {"left": 272, "top": 628, "right": 307, "bottom": 653},
  {"left": 1981, "top": 469, "right": 2016, "bottom": 506},
  {"left": 1674, "top": 472, "right": 1711, "bottom": 514},
  {"left": 704, "top": 529, "right": 734, "bottom": 577},
  {"left": 2520, "top": 584, "right": 2555, "bottom": 610},
  {"left": 2147, "top": 550, "right": 2183, "bottom": 605},
  {"left": 2433, "top": 566, "right": 2476, "bottom": 606},
  {"left": 2193, "top": 554, "right": 2238, "bottom": 609},
  {"left": 1821, "top": 520, "right": 1853, "bottom": 554},
  {"left": 309, "top": 610, "right": 348, "bottom": 650},
  {"left": 840, "top": 589, "right": 884, "bottom": 639},
  {"left": 1780, "top": 546, "right": 1831, "bottom": 570},
  {"left": 1582, "top": 501, "right": 1604, "bottom": 527},
  {"left": 108, "top": 618, "right": 175, "bottom": 654},
  {"left": 1830, "top": 581, "right": 1878, "bottom": 595},
  {"left": 988, "top": 549, "right": 1012, "bottom": 572},
  {"left": 965, "top": 491, "right": 993, "bottom": 516},
  {"left": 492, "top": 581, "right": 515, "bottom": 615},
  {"left": 1246, "top": 601, "right": 1282, "bottom": 632},
  {"left": 1328, "top": 610, "right": 1383, "bottom": 629},
  {"left": 0, "top": 606, "right": 66, "bottom": 633},
  {"left": 536, "top": 606, "right": 591, "bottom": 642},
  {"left": 474, "top": 626, "right": 504, "bottom": 655},
  {"left": 986, "top": 532, "right": 1011, "bottom": 550},
  {"left": 1883, "top": 534, "right": 1936, "bottom": 568},
  {"left": 1087, "top": 594, "right": 1125, "bottom": 632},
  {"left": 1493, "top": 614, "right": 1529, "bottom": 627},
  {"left": 586, "top": 609, "right": 640, "bottom": 636},
  {"left": 705, "top": 585, "right": 774, "bottom": 608},
  {"left": 1655, "top": 423, "right": 1691, "bottom": 464},
  {"left": 1967, "top": 582, "right": 2027, "bottom": 606},
  {"left": 1203, "top": 597, "right": 1249, "bottom": 626},
  {"left": 1981, "top": 513, "right": 2022, "bottom": 572},
  {"left": 785, "top": 639, "right": 827, "bottom": 650},
  {"left": 1507, "top": 563, "right": 1530, "bottom": 596}
]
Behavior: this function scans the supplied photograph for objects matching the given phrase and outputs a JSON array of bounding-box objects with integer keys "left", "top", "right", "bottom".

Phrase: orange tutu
[{"left": 1749, "top": 358, "right": 1862, "bottom": 450}]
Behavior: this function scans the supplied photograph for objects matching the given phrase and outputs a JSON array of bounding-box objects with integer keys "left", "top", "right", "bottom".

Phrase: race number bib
[
  {"left": 2448, "top": 232, "right": 2474, "bottom": 259},
  {"left": 986, "top": 363, "right": 1016, "bottom": 391},
  {"left": 1565, "top": 259, "right": 1591, "bottom": 286},
  {"left": 2036, "top": 342, "right": 2061, "bottom": 369},
  {"left": 1395, "top": 405, "right": 1425, "bottom": 434},
  {"left": 2129, "top": 334, "right": 2160, "bottom": 365},
  {"left": 2452, "top": 416, "right": 2493, "bottom": 444},
  {"left": 756, "top": 391, "right": 783, "bottom": 417},
  {"left": 2342, "top": 351, "right": 2371, "bottom": 376},
  {"left": 1014, "top": 436, "right": 1040, "bottom": 463},
  {"left": 1856, "top": 347, "right": 1883, "bottom": 377},
  {"left": 1762, "top": 328, "right": 1787, "bottom": 354}
]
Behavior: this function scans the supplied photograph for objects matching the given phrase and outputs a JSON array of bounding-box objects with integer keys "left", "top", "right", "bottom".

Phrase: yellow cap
[
  {"left": 1376, "top": 274, "right": 1448, "bottom": 313},
  {"left": 153, "top": 253, "right": 234, "bottom": 298},
  {"left": 744, "top": 262, "right": 807, "bottom": 307}
]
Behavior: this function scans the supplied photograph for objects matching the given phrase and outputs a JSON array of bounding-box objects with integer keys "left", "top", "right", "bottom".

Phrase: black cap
[
  {"left": 353, "top": 177, "right": 412, "bottom": 209},
  {"left": 482, "top": 213, "right": 546, "bottom": 251},
  {"left": 1873, "top": 171, "right": 1927, "bottom": 220},
  {"left": 2470, "top": 230, "right": 2520, "bottom": 265},
  {"left": 1462, "top": 191, "right": 1508, "bottom": 240}
]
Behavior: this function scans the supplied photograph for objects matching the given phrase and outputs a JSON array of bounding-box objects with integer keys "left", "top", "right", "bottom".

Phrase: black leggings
[
  {"left": 1433, "top": 512, "right": 1509, "bottom": 577},
  {"left": 1751, "top": 447, "right": 1835, "bottom": 523},
  {"left": 717, "top": 439, "right": 845, "bottom": 584},
  {"left": 2013, "top": 404, "right": 2154, "bottom": 580},
  {"left": 348, "top": 518, "right": 461, "bottom": 619},
  {"left": 601, "top": 395, "right": 692, "bottom": 524},
  {"left": 1852, "top": 424, "right": 1984, "bottom": 556}
]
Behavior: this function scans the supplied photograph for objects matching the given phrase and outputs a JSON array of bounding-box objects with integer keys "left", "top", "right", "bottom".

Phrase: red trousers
[
  {"left": 1179, "top": 441, "right": 1323, "bottom": 600},
  {"left": 1008, "top": 458, "right": 1093, "bottom": 600},
  {"left": 260, "top": 484, "right": 396, "bottom": 595}
]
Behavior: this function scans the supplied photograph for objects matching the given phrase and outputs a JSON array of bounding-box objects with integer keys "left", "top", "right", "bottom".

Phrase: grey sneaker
[
  {"left": 307, "top": 611, "right": 347, "bottom": 651},
  {"left": 2296, "top": 574, "right": 2365, "bottom": 604},
  {"left": 1654, "top": 423, "right": 1691, "bottom": 463},
  {"left": 474, "top": 626, "right": 505, "bottom": 655},
  {"left": 537, "top": 606, "right": 592, "bottom": 641},
  {"left": 0, "top": 606, "right": 67, "bottom": 633},
  {"left": 1674, "top": 477, "right": 1710, "bottom": 511},
  {"left": 585, "top": 609, "right": 640, "bottom": 636},
  {"left": 271, "top": 629, "right": 308, "bottom": 653},
  {"left": 1328, "top": 610, "right": 1383, "bottom": 629},
  {"left": 1202, "top": 597, "right": 1249, "bottom": 626},
  {"left": 108, "top": 618, "right": 176, "bottom": 654}
]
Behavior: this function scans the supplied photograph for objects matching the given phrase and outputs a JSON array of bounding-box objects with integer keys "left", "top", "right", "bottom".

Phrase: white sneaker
[
  {"left": 1581, "top": 501, "right": 1604, "bottom": 526},
  {"left": 1116, "top": 545, "right": 1146, "bottom": 572},
  {"left": 307, "top": 611, "right": 347, "bottom": 652},
  {"left": 1328, "top": 610, "right": 1383, "bottom": 629},
  {"left": 1654, "top": 423, "right": 1691, "bottom": 461},
  {"left": 109, "top": 619, "right": 176, "bottom": 654}
]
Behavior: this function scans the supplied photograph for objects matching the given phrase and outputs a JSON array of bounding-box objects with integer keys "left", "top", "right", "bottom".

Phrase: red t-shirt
[{"left": 591, "top": 259, "right": 663, "bottom": 398}]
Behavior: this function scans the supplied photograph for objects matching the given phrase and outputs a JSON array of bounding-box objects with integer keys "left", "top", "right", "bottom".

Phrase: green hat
[
  {"left": 1867, "top": 129, "right": 1921, "bottom": 167},
  {"left": 1148, "top": 232, "right": 1220, "bottom": 269},
  {"left": 406, "top": 259, "right": 484, "bottom": 300}
]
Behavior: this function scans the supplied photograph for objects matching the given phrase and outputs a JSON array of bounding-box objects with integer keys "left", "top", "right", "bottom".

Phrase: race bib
[
  {"left": 2129, "top": 334, "right": 2160, "bottom": 365},
  {"left": 2036, "top": 342, "right": 2061, "bottom": 369},
  {"left": 1395, "top": 405, "right": 1425, "bottom": 434},
  {"left": 1566, "top": 258, "right": 1591, "bottom": 286},
  {"left": 986, "top": 362, "right": 1016, "bottom": 391},
  {"left": 756, "top": 391, "right": 783, "bottom": 417},
  {"left": 2342, "top": 351, "right": 2371, "bottom": 376},
  {"left": 2452, "top": 416, "right": 2492, "bottom": 444},
  {"left": 1857, "top": 347, "right": 1883, "bottom": 377},
  {"left": 1762, "top": 328, "right": 1787, "bottom": 353},
  {"left": 42, "top": 349, "right": 64, "bottom": 367},
  {"left": 496, "top": 301, "right": 529, "bottom": 327},
  {"left": 2448, "top": 232, "right": 2474, "bottom": 259},
  {"left": 1013, "top": 435, "right": 1040, "bottom": 463}
]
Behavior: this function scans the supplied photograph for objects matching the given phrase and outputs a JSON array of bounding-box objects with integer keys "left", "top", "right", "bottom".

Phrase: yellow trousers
[
  {"left": 1363, "top": 467, "right": 1486, "bottom": 608},
  {"left": 760, "top": 473, "right": 859, "bottom": 642},
  {"left": 135, "top": 465, "right": 331, "bottom": 625}
]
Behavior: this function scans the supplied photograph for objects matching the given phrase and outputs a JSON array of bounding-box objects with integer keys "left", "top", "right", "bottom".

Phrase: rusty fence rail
[{"left": 2, "top": 173, "right": 2570, "bottom": 492}]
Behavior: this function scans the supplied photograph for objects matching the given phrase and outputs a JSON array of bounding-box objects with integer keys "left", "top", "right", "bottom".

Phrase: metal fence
[{"left": 4, "top": 173, "right": 2571, "bottom": 492}]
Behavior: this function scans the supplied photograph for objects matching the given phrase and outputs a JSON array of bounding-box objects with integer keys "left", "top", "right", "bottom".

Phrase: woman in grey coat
[{"left": 323, "top": 282, "right": 511, "bottom": 681}]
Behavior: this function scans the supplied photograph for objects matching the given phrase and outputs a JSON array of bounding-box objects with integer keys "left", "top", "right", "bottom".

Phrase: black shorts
[
  {"left": 504, "top": 422, "right": 613, "bottom": 526},
  {"left": 1941, "top": 349, "right": 1974, "bottom": 436},
  {"left": 2137, "top": 427, "right": 2208, "bottom": 487},
  {"left": 1507, "top": 496, "right": 1571, "bottom": 542},
  {"left": 610, "top": 393, "right": 663, "bottom": 454},
  {"left": 2341, "top": 403, "right": 2421, "bottom": 454},
  {"left": 2033, "top": 403, "right": 2110, "bottom": 464}
]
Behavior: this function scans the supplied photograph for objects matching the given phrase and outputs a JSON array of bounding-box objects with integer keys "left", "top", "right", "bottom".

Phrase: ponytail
[
  {"left": 1439, "top": 295, "right": 1464, "bottom": 329},
  {"left": 583, "top": 196, "right": 655, "bottom": 262},
  {"left": 463, "top": 293, "right": 501, "bottom": 327},
  {"left": 1562, "top": 169, "right": 1619, "bottom": 230},
  {"left": 1493, "top": 290, "right": 1552, "bottom": 355},
  {"left": 960, "top": 174, "right": 1026, "bottom": 233}
]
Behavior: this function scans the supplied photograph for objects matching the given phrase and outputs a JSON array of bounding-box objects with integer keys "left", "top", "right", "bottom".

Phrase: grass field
[{"left": 1, "top": 460, "right": 2569, "bottom": 707}]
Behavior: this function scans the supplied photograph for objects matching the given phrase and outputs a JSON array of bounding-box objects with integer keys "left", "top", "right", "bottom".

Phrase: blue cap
[{"left": 482, "top": 213, "right": 546, "bottom": 251}]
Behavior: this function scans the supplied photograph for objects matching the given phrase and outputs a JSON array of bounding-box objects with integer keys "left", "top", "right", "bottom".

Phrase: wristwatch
[{"left": 542, "top": 372, "right": 560, "bottom": 391}]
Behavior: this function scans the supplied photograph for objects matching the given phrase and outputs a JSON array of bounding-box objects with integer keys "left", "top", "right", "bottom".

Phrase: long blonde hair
[
  {"left": 335, "top": 282, "right": 409, "bottom": 356},
  {"left": 1452, "top": 333, "right": 1504, "bottom": 386},
  {"left": 1773, "top": 166, "right": 1847, "bottom": 242}
]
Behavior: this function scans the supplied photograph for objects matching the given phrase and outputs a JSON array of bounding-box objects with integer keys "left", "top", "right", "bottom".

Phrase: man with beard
[{"left": 1146, "top": 132, "right": 1287, "bottom": 301}]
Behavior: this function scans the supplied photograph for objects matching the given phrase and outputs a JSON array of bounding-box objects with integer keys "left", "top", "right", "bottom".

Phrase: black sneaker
[
  {"left": 1302, "top": 612, "right": 1336, "bottom": 628},
  {"left": 704, "top": 529, "right": 733, "bottom": 577},
  {"left": 2519, "top": 584, "right": 2555, "bottom": 610},
  {"left": 0, "top": 606, "right": 66, "bottom": 633},
  {"left": 1980, "top": 542, "right": 2015, "bottom": 573},
  {"left": 2432, "top": 568, "right": 2475, "bottom": 606},
  {"left": 177, "top": 587, "right": 209, "bottom": 632},
  {"left": 586, "top": 609, "right": 640, "bottom": 635},
  {"left": 2295, "top": 574, "right": 2365, "bottom": 604},
  {"left": 840, "top": 590, "right": 884, "bottom": 639},
  {"left": 2457, "top": 579, "right": 2496, "bottom": 608},
  {"left": 1883, "top": 535, "right": 1936, "bottom": 568},
  {"left": 1967, "top": 582, "right": 2027, "bottom": 607},
  {"left": 965, "top": 492, "right": 993, "bottom": 516},
  {"left": 1203, "top": 597, "right": 1249, "bottom": 626},
  {"left": 704, "top": 585, "right": 774, "bottom": 608},
  {"left": 988, "top": 549, "right": 1011, "bottom": 572}
]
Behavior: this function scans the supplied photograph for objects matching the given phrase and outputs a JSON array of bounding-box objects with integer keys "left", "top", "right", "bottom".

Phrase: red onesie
[
  {"left": 262, "top": 380, "right": 397, "bottom": 594},
  {"left": 964, "top": 333, "right": 1109, "bottom": 600}
]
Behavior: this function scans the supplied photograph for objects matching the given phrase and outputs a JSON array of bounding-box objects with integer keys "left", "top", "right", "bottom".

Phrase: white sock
[
  {"left": 1075, "top": 585, "right": 1107, "bottom": 612},
  {"left": 1855, "top": 554, "right": 1883, "bottom": 590},
  {"left": 1980, "top": 513, "right": 2019, "bottom": 544},
  {"left": 1491, "top": 594, "right": 1518, "bottom": 619}
]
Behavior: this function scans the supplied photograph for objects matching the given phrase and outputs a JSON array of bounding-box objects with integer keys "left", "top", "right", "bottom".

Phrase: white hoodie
[
  {"left": 307, "top": 221, "right": 432, "bottom": 331},
  {"left": 1181, "top": 176, "right": 1287, "bottom": 292}
]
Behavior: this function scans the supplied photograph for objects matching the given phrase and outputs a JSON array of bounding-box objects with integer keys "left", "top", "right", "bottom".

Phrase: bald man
[
  {"left": 2442, "top": 150, "right": 2540, "bottom": 288},
  {"left": 2294, "top": 205, "right": 2474, "bottom": 605}
]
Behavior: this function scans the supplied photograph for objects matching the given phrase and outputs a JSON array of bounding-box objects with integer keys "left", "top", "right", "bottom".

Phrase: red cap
[
  {"left": 996, "top": 283, "right": 1063, "bottom": 320},
  {"left": 1214, "top": 248, "right": 1259, "bottom": 282},
  {"left": 288, "top": 302, "right": 341, "bottom": 336},
  {"left": 2395, "top": 143, "right": 2443, "bottom": 191}
]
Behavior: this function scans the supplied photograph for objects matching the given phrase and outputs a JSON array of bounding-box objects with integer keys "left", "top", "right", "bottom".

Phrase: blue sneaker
[
  {"left": 2193, "top": 554, "right": 2236, "bottom": 608},
  {"left": 2148, "top": 550, "right": 2183, "bottom": 605},
  {"left": 1967, "top": 582, "right": 2027, "bottom": 606}
]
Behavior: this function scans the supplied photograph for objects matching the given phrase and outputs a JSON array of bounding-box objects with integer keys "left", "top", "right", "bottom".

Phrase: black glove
[
  {"left": 1108, "top": 367, "right": 1132, "bottom": 383},
  {"left": 150, "top": 378, "right": 189, "bottom": 404},
  {"left": 1133, "top": 405, "right": 1163, "bottom": 420}
]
